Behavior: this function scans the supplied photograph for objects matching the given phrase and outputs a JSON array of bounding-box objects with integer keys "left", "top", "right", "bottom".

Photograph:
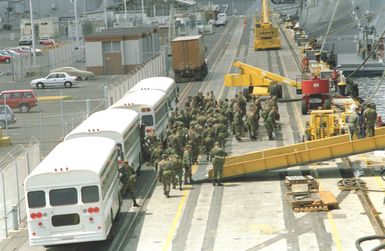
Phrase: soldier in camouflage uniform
[
  {"left": 246, "top": 107, "right": 258, "bottom": 140},
  {"left": 211, "top": 118, "right": 227, "bottom": 148},
  {"left": 182, "top": 145, "right": 193, "bottom": 184},
  {"left": 364, "top": 103, "right": 378, "bottom": 137},
  {"left": 237, "top": 91, "right": 247, "bottom": 117},
  {"left": 203, "top": 124, "right": 215, "bottom": 161},
  {"left": 233, "top": 107, "right": 244, "bottom": 141},
  {"left": 170, "top": 154, "right": 184, "bottom": 191},
  {"left": 210, "top": 142, "right": 227, "bottom": 186},
  {"left": 265, "top": 106, "right": 278, "bottom": 140},
  {"left": 120, "top": 161, "right": 140, "bottom": 207},
  {"left": 158, "top": 154, "right": 173, "bottom": 198},
  {"left": 150, "top": 142, "right": 163, "bottom": 171}
]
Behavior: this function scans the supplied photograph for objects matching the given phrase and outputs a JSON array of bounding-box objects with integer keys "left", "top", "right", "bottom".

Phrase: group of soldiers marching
[{"left": 145, "top": 90, "right": 281, "bottom": 198}]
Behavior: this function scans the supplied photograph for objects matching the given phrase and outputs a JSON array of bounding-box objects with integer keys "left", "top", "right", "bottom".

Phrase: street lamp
[
  {"left": 72, "top": 0, "right": 79, "bottom": 48},
  {"left": 124, "top": 0, "right": 128, "bottom": 22},
  {"left": 28, "top": 0, "right": 36, "bottom": 66}
]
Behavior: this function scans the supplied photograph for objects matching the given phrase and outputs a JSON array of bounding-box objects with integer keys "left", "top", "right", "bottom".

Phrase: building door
[{"left": 104, "top": 52, "right": 123, "bottom": 75}]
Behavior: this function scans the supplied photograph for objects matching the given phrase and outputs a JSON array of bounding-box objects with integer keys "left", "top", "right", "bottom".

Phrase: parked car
[
  {"left": 39, "top": 35, "right": 52, "bottom": 44},
  {"left": 18, "top": 46, "right": 42, "bottom": 56},
  {"left": 30, "top": 72, "right": 77, "bottom": 89},
  {"left": 42, "top": 39, "right": 56, "bottom": 46},
  {"left": 0, "top": 89, "right": 38, "bottom": 112},
  {"left": 50, "top": 67, "right": 95, "bottom": 80},
  {"left": 0, "top": 105, "right": 16, "bottom": 128},
  {"left": 18, "top": 37, "right": 33, "bottom": 46},
  {"left": 0, "top": 52, "right": 11, "bottom": 63},
  {"left": 2, "top": 49, "right": 18, "bottom": 56}
]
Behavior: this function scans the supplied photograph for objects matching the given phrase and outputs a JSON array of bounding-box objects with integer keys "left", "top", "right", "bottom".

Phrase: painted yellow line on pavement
[
  {"left": 327, "top": 212, "right": 343, "bottom": 251},
  {"left": 37, "top": 96, "right": 72, "bottom": 101},
  {"left": 162, "top": 165, "right": 199, "bottom": 251},
  {"left": 309, "top": 165, "right": 343, "bottom": 250}
]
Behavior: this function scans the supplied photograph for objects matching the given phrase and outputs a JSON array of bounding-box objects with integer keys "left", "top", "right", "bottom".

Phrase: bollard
[{"left": 11, "top": 205, "right": 18, "bottom": 230}]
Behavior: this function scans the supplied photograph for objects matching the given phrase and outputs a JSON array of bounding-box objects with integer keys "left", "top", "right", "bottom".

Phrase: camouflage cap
[{"left": 162, "top": 154, "right": 168, "bottom": 158}]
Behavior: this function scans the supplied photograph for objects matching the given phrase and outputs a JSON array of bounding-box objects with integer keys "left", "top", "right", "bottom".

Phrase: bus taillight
[
  {"left": 87, "top": 207, "right": 100, "bottom": 214},
  {"left": 30, "top": 212, "right": 43, "bottom": 219}
]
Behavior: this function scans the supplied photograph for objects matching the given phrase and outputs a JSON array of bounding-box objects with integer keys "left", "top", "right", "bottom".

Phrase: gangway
[{"left": 208, "top": 127, "right": 385, "bottom": 180}]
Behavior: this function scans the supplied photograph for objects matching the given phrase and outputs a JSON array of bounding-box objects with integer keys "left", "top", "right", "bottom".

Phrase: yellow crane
[
  {"left": 254, "top": 0, "right": 281, "bottom": 50},
  {"left": 224, "top": 61, "right": 301, "bottom": 97}
]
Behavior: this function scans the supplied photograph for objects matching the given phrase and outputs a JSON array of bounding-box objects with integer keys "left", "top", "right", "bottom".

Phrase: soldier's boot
[
  {"left": 166, "top": 191, "right": 170, "bottom": 198},
  {"left": 133, "top": 199, "right": 140, "bottom": 207},
  {"left": 184, "top": 179, "right": 189, "bottom": 185},
  {"left": 179, "top": 181, "right": 183, "bottom": 191}
]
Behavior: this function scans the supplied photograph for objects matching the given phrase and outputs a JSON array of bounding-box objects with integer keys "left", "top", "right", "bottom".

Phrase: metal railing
[{"left": 106, "top": 48, "right": 167, "bottom": 106}]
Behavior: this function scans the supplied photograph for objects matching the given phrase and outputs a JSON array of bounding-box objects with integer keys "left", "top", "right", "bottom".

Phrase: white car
[{"left": 30, "top": 72, "right": 77, "bottom": 89}]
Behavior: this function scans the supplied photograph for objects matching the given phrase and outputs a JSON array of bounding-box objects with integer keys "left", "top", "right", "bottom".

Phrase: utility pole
[
  {"left": 28, "top": 0, "right": 36, "bottom": 66},
  {"left": 104, "top": 0, "right": 108, "bottom": 28},
  {"left": 124, "top": 0, "right": 127, "bottom": 22},
  {"left": 73, "top": 0, "right": 79, "bottom": 48},
  {"left": 141, "top": 0, "right": 145, "bottom": 25}
]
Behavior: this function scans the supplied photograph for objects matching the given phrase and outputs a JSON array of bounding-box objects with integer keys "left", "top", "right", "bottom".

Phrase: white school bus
[
  {"left": 109, "top": 89, "right": 169, "bottom": 141},
  {"left": 24, "top": 137, "right": 121, "bottom": 246},
  {"left": 64, "top": 108, "right": 142, "bottom": 170},
  {"left": 128, "top": 77, "right": 179, "bottom": 111}
]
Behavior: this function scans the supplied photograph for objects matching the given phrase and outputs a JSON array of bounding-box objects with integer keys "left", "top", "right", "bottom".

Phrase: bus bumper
[{"left": 29, "top": 231, "right": 106, "bottom": 246}]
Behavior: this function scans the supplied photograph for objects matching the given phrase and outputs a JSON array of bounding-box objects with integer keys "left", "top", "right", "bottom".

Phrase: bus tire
[
  {"left": 276, "top": 85, "right": 283, "bottom": 98},
  {"left": 106, "top": 211, "right": 115, "bottom": 241},
  {"left": 301, "top": 99, "right": 308, "bottom": 115},
  {"left": 117, "top": 193, "right": 122, "bottom": 214},
  {"left": 174, "top": 72, "right": 182, "bottom": 83},
  {"left": 194, "top": 70, "right": 202, "bottom": 81},
  {"left": 324, "top": 98, "right": 331, "bottom": 109}
]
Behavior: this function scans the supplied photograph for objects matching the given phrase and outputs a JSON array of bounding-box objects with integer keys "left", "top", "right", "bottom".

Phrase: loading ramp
[{"left": 208, "top": 127, "right": 385, "bottom": 180}]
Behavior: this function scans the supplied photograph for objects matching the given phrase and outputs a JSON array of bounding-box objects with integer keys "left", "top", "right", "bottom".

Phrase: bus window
[
  {"left": 81, "top": 186, "right": 99, "bottom": 203},
  {"left": 141, "top": 115, "right": 154, "bottom": 126},
  {"left": 52, "top": 213, "right": 80, "bottom": 227},
  {"left": 27, "top": 191, "right": 46, "bottom": 208},
  {"left": 49, "top": 188, "right": 78, "bottom": 206}
]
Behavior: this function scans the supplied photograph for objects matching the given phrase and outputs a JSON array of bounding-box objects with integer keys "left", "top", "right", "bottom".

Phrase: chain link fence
[
  {"left": 7, "top": 41, "right": 85, "bottom": 81},
  {"left": 106, "top": 48, "right": 167, "bottom": 106},
  {"left": 0, "top": 140, "right": 40, "bottom": 239}
]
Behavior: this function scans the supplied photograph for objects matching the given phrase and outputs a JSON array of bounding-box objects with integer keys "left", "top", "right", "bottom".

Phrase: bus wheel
[
  {"left": 106, "top": 212, "right": 115, "bottom": 241},
  {"left": 117, "top": 193, "right": 122, "bottom": 215}
]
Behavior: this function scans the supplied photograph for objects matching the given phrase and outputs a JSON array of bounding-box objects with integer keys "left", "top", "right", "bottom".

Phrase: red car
[
  {"left": 0, "top": 89, "right": 38, "bottom": 112},
  {"left": 42, "top": 39, "right": 56, "bottom": 46},
  {"left": 0, "top": 54, "right": 11, "bottom": 63}
]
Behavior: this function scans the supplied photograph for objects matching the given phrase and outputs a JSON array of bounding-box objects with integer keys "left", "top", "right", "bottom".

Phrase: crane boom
[
  {"left": 262, "top": 0, "right": 269, "bottom": 23},
  {"left": 224, "top": 61, "right": 301, "bottom": 96}
]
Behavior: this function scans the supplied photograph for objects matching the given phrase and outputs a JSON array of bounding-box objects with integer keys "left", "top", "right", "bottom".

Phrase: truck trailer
[{"left": 171, "top": 35, "right": 208, "bottom": 83}]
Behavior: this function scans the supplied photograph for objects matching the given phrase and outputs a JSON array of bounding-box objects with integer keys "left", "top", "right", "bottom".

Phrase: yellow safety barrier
[{"left": 209, "top": 127, "right": 385, "bottom": 179}]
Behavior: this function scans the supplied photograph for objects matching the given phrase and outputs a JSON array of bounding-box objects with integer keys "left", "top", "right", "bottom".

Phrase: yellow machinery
[
  {"left": 304, "top": 100, "right": 359, "bottom": 141},
  {"left": 208, "top": 127, "right": 385, "bottom": 180},
  {"left": 304, "top": 110, "right": 343, "bottom": 141},
  {"left": 254, "top": 0, "right": 281, "bottom": 50},
  {"left": 224, "top": 61, "right": 301, "bottom": 98}
]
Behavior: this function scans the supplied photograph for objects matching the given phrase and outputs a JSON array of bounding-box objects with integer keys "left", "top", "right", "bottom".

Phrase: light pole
[
  {"left": 28, "top": 0, "right": 36, "bottom": 66},
  {"left": 73, "top": 0, "right": 79, "bottom": 48},
  {"left": 141, "top": 0, "right": 145, "bottom": 25},
  {"left": 104, "top": 0, "right": 108, "bottom": 28},
  {"left": 124, "top": 0, "right": 128, "bottom": 22}
]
